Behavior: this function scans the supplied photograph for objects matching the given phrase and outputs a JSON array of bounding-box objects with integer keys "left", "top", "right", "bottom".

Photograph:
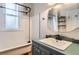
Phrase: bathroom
[
  {"left": 0, "top": 3, "right": 79, "bottom": 55},
  {"left": 32, "top": 3, "right": 79, "bottom": 55}
]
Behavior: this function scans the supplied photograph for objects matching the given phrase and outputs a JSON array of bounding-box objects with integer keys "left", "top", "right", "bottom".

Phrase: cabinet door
[
  {"left": 39, "top": 46, "right": 50, "bottom": 55},
  {"left": 32, "top": 43, "right": 40, "bottom": 55},
  {"left": 32, "top": 46, "right": 39, "bottom": 55}
]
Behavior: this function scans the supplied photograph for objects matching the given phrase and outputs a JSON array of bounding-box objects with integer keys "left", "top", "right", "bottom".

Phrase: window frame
[{"left": 4, "top": 3, "right": 20, "bottom": 31}]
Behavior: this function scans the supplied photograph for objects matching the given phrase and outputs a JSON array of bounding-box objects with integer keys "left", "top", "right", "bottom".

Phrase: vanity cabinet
[
  {"left": 32, "top": 41, "right": 50, "bottom": 55},
  {"left": 32, "top": 40, "right": 64, "bottom": 55}
]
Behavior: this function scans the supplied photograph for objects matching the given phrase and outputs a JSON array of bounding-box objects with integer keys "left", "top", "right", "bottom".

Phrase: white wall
[
  {"left": 32, "top": 3, "right": 79, "bottom": 40},
  {"left": 32, "top": 3, "right": 52, "bottom": 39},
  {"left": 0, "top": 3, "right": 33, "bottom": 51}
]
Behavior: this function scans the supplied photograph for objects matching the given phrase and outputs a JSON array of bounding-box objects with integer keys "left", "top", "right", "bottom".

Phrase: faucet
[{"left": 55, "top": 34, "right": 62, "bottom": 42}]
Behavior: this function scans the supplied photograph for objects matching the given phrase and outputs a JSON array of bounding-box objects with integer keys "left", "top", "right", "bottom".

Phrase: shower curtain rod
[
  {"left": 0, "top": 3, "right": 31, "bottom": 15},
  {"left": 15, "top": 3, "right": 31, "bottom": 14}
]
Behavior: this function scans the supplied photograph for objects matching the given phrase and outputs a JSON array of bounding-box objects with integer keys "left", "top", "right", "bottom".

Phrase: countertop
[{"left": 33, "top": 39, "right": 79, "bottom": 55}]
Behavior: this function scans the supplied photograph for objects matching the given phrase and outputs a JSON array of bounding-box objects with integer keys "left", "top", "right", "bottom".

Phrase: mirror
[{"left": 48, "top": 3, "right": 79, "bottom": 33}]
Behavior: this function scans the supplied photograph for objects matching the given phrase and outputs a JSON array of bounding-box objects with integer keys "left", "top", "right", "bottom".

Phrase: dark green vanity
[
  {"left": 32, "top": 36, "right": 79, "bottom": 55},
  {"left": 32, "top": 39, "right": 64, "bottom": 55}
]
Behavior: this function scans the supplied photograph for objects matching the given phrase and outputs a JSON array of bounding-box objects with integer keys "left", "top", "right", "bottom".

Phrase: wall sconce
[{"left": 42, "top": 18, "right": 45, "bottom": 20}]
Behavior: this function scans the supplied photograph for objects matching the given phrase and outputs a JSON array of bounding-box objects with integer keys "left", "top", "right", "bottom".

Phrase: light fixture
[
  {"left": 54, "top": 4, "right": 63, "bottom": 9},
  {"left": 54, "top": 3, "right": 64, "bottom": 8},
  {"left": 48, "top": 3, "right": 64, "bottom": 9},
  {"left": 48, "top": 3, "right": 56, "bottom": 6}
]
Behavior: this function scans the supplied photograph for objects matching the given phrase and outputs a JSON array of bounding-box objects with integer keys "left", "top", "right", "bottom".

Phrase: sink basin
[{"left": 39, "top": 38, "right": 72, "bottom": 50}]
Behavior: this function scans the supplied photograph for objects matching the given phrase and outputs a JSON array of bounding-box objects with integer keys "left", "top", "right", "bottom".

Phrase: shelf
[
  {"left": 58, "top": 16, "right": 66, "bottom": 19},
  {"left": 58, "top": 16, "right": 66, "bottom": 32},
  {"left": 58, "top": 20, "right": 66, "bottom": 22},
  {"left": 58, "top": 25, "right": 66, "bottom": 26}
]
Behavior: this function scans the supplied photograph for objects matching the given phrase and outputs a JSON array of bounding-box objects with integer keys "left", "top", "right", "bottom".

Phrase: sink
[{"left": 39, "top": 38, "right": 72, "bottom": 50}]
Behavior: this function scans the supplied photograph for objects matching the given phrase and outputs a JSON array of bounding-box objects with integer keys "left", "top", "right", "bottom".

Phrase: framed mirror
[{"left": 48, "top": 3, "right": 79, "bottom": 33}]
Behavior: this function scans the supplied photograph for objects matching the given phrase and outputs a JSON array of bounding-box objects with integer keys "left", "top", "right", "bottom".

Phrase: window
[
  {"left": 5, "top": 16, "right": 19, "bottom": 30},
  {"left": 0, "top": 3, "right": 20, "bottom": 31},
  {"left": 5, "top": 3, "right": 19, "bottom": 30}
]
